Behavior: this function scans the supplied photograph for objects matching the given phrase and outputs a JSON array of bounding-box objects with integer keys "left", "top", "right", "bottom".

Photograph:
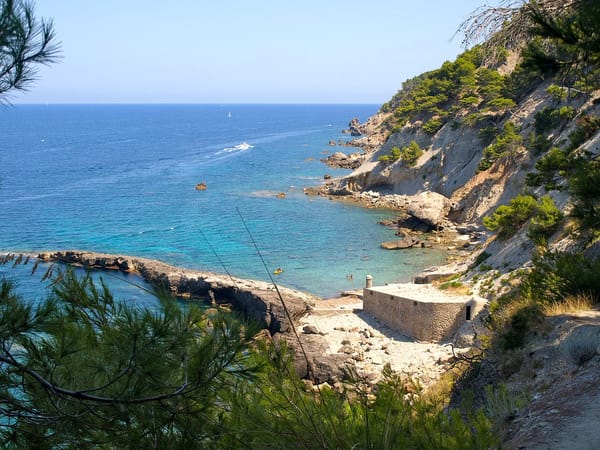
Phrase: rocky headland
[{"left": 303, "top": 29, "right": 600, "bottom": 446}]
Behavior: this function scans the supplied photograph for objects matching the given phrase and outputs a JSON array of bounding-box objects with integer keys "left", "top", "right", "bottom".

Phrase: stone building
[{"left": 363, "top": 282, "right": 485, "bottom": 342}]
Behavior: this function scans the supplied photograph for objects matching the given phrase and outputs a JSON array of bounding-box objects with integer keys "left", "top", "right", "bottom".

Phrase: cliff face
[
  {"left": 335, "top": 80, "right": 599, "bottom": 225},
  {"left": 324, "top": 49, "right": 600, "bottom": 273}
]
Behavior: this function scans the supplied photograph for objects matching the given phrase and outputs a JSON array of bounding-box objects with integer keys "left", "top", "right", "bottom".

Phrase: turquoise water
[{"left": 0, "top": 104, "right": 445, "bottom": 298}]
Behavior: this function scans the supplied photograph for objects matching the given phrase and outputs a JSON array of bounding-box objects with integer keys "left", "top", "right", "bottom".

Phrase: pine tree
[{"left": 0, "top": 0, "right": 60, "bottom": 100}]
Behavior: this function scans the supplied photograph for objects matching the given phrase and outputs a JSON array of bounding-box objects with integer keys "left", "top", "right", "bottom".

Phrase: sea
[{"left": 0, "top": 104, "right": 445, "bottom": 302}]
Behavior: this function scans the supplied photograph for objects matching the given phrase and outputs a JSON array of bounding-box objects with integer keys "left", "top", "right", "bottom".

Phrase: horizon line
[{"left": 12, "top": 101, "right": 382, "bottom": 106}]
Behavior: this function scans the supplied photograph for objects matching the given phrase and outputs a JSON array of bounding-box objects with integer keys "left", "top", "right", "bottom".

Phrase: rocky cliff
[{"left": 322, "top": 50, "right": 600, "bottom": 275}]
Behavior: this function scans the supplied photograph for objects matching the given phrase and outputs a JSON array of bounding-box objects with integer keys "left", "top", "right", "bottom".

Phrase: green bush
[
  {"left": 526, "top": 147, "right": 569, "bottom": 189},
  {"left": 527, "top": 132, "right": 552, "bottom": 155},
  {"left": 423, "top": 117, "right": 445, "bottom": 134},
  {"left": 379, "top": 141, "right": 423, "bottom": 167},
  {"left": 483, "top": 194, "right": 538, "bottom": 238},
  {"left": 500, "top": 302, "right": 544, "bottom": 350},
  {"left": 379, "top": 146, "right": 402, "bottom": 163},
  {"left": 546, "top": 84, "right": 568, "bottom": 102},
  {"left": 486, "top": 97, "right": 516, "bottom": 111},
  {"left": 569, "top": 158, "right": 600, "bottom": 229},
  {"left": 523, "top": 250, "right": 600, "bottom": 304},
  {"left": 479, "top": 125, "right": 500, "bottom": 147},
  {"left": 477, "top": 68, "right": 507, "bottom": 102},
  {"left": 484, "top": 195, "right": 563, "bottom": 242},
  {"left": 478, "top": 122, "right": 522, "bottom": 171},
  {"left": 536, "top": 147, "right": 569, "bottom": 172},
  {"left": 527, "top": 196, "right": 563, "bottom": 244},
  {"left": 460, "top": 95, "right": 480, "bottom": 107},
  {"left": 401, "top": 140, "right": 424, "bottom": 166},
  {"left": 471, "top": 251, "right": 491, "bottom": 269},
  {"left": 534, "top": 106, "right": 575, "bottom": 134},
  {"left": 567, "top": 115, "right": 600, "bottom": 152}
]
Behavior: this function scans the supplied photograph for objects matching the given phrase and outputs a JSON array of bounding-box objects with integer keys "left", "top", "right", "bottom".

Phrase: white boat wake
[{"left": 220, "top": 142, "right": 254, "bottom": 153}]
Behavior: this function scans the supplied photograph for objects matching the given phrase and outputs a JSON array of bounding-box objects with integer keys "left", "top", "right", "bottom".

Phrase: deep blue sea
[{"left": 0, "top": 104, "right": 445, "bottom": 299}]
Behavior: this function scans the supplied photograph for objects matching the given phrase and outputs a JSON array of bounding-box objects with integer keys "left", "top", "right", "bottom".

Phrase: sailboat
[{"left": 228, "top": 112, "right": 232, "bottom": 118}]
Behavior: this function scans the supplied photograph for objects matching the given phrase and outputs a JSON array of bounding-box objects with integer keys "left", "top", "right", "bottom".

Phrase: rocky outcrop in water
[
  {"left": 320, "top": 151, "right": 365, "bottom": 169},
  {"left": 342, "top": 117, "right": 363, "bottom": 136}
]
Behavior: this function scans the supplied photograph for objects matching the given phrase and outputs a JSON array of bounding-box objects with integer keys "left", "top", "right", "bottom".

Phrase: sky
[{"left": 15, "top": 0, "right": 488, "bottom": 104}]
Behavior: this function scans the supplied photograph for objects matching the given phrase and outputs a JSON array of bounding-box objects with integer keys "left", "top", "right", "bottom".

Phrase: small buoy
[{"left": 195, "top": 182, "right": 207, "bottom": 191}]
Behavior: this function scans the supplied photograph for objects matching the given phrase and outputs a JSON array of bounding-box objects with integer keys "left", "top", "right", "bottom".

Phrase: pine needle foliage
[
  {"left": 0, "top": 262, "right": 500, "bottom": 448},
  {"left": 0, "top": 267, "right": 261, "bottom": 449},
  {"left": 0, "top": 0, "right": 60, "bottom": 100}
]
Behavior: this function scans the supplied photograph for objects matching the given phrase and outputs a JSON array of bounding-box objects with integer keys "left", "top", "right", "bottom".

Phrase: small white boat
[{"left": 228, "top": 112, "right": 232, "bottom": 118}]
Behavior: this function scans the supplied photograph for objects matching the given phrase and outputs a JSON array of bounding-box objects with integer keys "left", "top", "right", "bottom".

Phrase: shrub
[
  {"left": 477, "top": 68, "right": 507, "bottom": 102},
  {"left": 527, "top": 132, "right": 552, "bottom": 155},
  {"left": 486, "top": 97, "right": 516, "bottom": 111},
  {"left": 567, "top": 115, "right": 600, "bottom": 152},
  {"left": 569, "top": 158, "right": 600, "bottom": 229},
  {"left": 380, "top": 141, "right": 423, "bottom": 167},
  {"left": 562, "top": 326, "right": 599, "bottom": 366},
  {"left": 484, "top": 194, "right": 562, "bottom": 243},
  {"left": 483, "top": 194, "right": 538, "bottom": 238},
  {"left": 500, "top": 302, "right": 544, "bottom": 350},
  {"left": 478, "top": 122, "right": 522, "bottom": 171},
  {"left": 526, "top": 147, "right": 569, "bottom": 189},
  {"left": 523, "top": 250, "right": 600, "bottom": 304},
  {"left": 546, "top": 84, "right": 568, "bottom": 102},
  {"left": 484, "top": 384, "right": 527, "bottom": 428},
  {"left": 479, "top": 125, "right": 499, "bottom": 147},
  {"left": 471, "top": 251, "right": 491, "bottom": 269},
  {"left": 400, "top": 140, "right": 424, "bottom": 166},
  {"left": 537, "top": 147, "right": 569, "bottom": 172},
  {"left": 423, "top": 117, "right": 444, "bottom": 134},
  {"left": 534, "top": 106, "right": 575, "bottom": 134},
  {"left": 379, "top": 146, "right": 402, "bottom": 163},
  {"left": 460, "top": 95, "right": 480, "bottom": 107},
  {"left": 527, "top": 196, "right": 563, "bottom": 244}
]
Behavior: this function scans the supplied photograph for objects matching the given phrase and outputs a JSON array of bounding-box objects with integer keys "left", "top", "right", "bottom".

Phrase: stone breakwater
[
  {"left": 38, "top": 250, "right": 316, "bottom": 335},
  {"left": 37, "top": 250, "right": 348, "bottom": 383}
]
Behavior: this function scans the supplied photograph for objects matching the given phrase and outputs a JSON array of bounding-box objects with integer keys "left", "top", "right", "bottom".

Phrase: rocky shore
[
  {"left": 305, "top": 185, "right": 488, "bottom": 261},
  {"left": 33, "top": 250, "right": 470, "bottom": 388}
]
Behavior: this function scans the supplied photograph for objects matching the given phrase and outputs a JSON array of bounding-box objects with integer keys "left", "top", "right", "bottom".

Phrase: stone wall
[{"left": 363, "top": 284, "right": 485, "bottom": 342}]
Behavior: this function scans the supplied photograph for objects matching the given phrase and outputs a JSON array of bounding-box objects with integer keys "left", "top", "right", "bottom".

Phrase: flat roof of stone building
[{"left": 365, "top": 283, "right": 476, "bottom": 304}]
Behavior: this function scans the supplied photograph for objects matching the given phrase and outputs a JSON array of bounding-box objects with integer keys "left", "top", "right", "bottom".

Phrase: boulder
[
  {"left": 380, "top": 238, "right": 420, "bottom": 250},
  {"left": 406, "top": 191, "right": 452, "bottom": 227}
]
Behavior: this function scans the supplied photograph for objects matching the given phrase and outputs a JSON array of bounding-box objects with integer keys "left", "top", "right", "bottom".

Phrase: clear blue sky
[{"left": 17, "top": 0, "right": 487, "bottom": 104}]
